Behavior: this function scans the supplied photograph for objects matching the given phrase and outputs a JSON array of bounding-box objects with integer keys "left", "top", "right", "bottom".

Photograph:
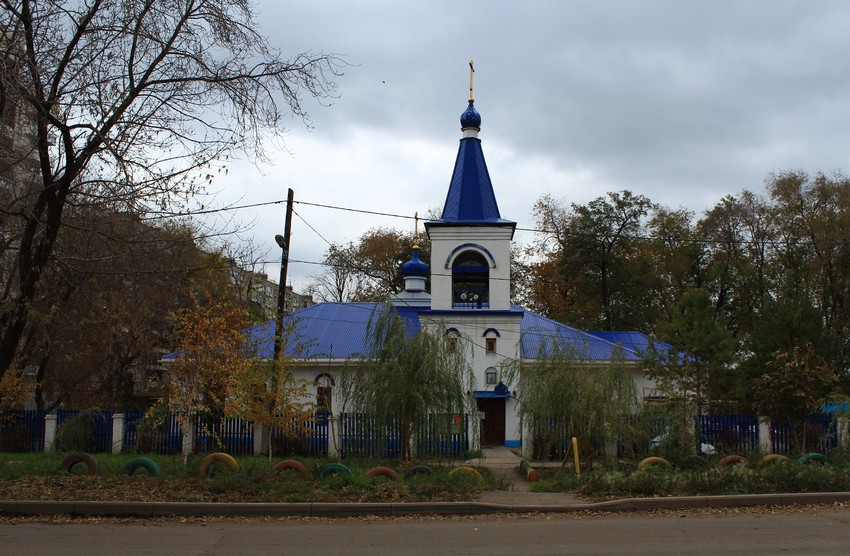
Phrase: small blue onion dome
[
  {"left": 460, "top": 100, "right": 481, "bottom": 129},
  {"left": 401, "top": 248, "right": 429, "bottom": 277}
]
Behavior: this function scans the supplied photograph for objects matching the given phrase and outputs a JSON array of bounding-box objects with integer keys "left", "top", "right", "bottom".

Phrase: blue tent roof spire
[{"left": 435, "top": 94, "right": 514, "bottom": 225}]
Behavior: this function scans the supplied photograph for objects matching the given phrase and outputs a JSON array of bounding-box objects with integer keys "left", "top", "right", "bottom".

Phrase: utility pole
[{"left": 273, "top": 188, "right": 295, "bottom": 364}]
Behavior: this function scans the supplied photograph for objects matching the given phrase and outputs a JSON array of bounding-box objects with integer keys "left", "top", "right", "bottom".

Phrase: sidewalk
[{"left": 2, "top": 447, "right": 850, "bottom": 518}]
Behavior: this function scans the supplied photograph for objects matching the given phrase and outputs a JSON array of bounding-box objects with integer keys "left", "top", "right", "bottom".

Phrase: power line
[{"left": 140, "top": 194, "right": 849, "bottom": 249}]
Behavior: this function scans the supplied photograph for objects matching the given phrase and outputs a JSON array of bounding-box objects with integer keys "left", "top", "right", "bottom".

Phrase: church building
[{"left": 248, "top": 88, "right": 659, "bottom": 454}]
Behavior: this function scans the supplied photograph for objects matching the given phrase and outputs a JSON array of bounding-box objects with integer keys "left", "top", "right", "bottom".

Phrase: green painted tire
[
  {"left": 59, "top": 452, "right": 97, "bottom": 475},
  {"left": 319, "top": 463, "right": 353, "bottom": 477},
  {"left": 272, "top": 459, "right": 310, "bottom": 478},
  {"left": 637, "top": 456, "right": 671, "bottom": 470},
  {"left": 124, "top": 457, "right": 161, "bottom": 477},
  {"left": 797, "top": 452, "right": 827, "bottom": 465},
  {"left": 197, "top": 452, "right": 239, "bottom": 477}
]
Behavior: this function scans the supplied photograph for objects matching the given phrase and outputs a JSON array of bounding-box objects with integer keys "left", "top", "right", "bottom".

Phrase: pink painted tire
[
  {"left": 365, "top": 466, "right": 400, "bottom": 481},
  {"left": 272, "top": 459, "right": 309, "bottom": 478}
]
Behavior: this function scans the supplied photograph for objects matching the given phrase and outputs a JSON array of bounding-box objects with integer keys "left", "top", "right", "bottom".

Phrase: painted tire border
[
  {"left": 758, "top": 454, "right": 790, "bottom": 468},
  {"left": 272, "top": 459, "right": 310, "bottom": 478},
  {"left": 197, "top": 452, "right": 239, "bottom": 477},
  {"left": 797, "top": 452, "right": 827, "bottom": 465},
  {"left": 718, "top": 455, "right": 749, "bottom": 468},
  {"left": 319, "top": 463, "right": 353, "bottom": 477},
  {"left": 404, "top": 465, "right": 434, "bottom": 479},
  {"left": 124, "top": 457, "right": 161, "bottom": 477},
  {"left": 59, "top": 452, "right": 97, "bottom": 475},
  {"left": 448, "top": 466, "right": 484, "bottom": 485},
  {"left": 637, "top": 456, "right": 671, "bottom": 470},
  {"left": 365, "top": 466, "right": 400, "bottom": 481}
]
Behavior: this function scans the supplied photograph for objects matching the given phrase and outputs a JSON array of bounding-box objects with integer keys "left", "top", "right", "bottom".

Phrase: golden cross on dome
[
  {"left": 413, "top": 212, "right": 419, "bottom": 249},
  {"left": 468, "top": 59, "right": 475, "bottom": 102}
]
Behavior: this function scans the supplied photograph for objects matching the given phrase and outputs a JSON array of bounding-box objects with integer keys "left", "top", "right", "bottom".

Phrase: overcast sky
[{"left": 197, "top": 0, "right": 850, "bottom": 291}]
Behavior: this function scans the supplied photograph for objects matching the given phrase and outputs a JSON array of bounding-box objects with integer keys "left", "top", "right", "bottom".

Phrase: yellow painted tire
[
  {"left": 757, "top": 454, "right": 789, "bottom": 469},
  {"left": 365, "top": 466, "right": 400, "bottom": 481},
  {"left": 718, "top": 455, "right": 749, "bottom": 468},
  {"left": 448, "top": 466, "right": 484, "bottom": 485},
  {"left": 59, "top": 452, "right": 97, "bottom": 475},
  {"left": 272, "top": 459, "right": 310, "bottom": 478},
  {"left": 637, "top": 456, "right": 671, "bottom": 470},
  {"left": 319, "top": 463, "right": 353, "bottom": 477},
  {"left": 197, "top": 452, "right": 239, "bottom": 477}
]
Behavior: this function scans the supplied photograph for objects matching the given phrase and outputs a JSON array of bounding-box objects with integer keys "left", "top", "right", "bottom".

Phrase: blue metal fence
[
  {"left": 123, "top": 410, "right": 183, "bottom": 454},
  {"left": 771, "top": 415, "right": 838, "bottom": 455},
  {"left": 195, "top": 414, "right": 254, "bottom": 456},
  {"left": 271, "top": 413, "right": 329, "bottom": 457},
  {"left": 340, "top": 413, "right": 469, "bottom": 459},
  {"left": 698, "top": 414, "right": 760, "bottom": 453}
]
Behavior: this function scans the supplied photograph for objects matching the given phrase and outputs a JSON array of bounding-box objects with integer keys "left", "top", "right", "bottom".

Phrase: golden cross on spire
[
  {"left": 413, "top": 212, "right": 419, "bottom": 249},
  {"left": 468, "top": 59, "right": 475, "bottom": 102}
]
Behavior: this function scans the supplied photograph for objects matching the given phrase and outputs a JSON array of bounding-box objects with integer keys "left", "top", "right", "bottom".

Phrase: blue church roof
[
  {"left": 231, "top": 302, "right": 647, "bottom": 364},
  {"left": 430, "top": 101, "right": 515, "bottom": 226},
  {"left": 586, "top": 331, "right": 673, "bottom": 357},
  {"left": 518, "top": 309, "right": 646, "bottom": 361}
]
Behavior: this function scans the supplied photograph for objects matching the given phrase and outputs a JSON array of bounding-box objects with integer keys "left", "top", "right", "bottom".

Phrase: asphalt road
[{"left": 1, "top": 508, "right": 849, "bottom": 555}]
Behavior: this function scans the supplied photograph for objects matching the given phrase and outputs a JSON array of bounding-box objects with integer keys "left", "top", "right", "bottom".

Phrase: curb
[{"left": 2, "top": 492, "right": 850, "bottom": 518}]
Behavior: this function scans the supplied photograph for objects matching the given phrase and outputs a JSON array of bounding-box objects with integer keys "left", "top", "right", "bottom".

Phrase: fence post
[
  {"left": 253, "top": 422, "right": 268, "bottom": 456},
  {"left": 327, "top": 415, "right": 340, "bottom": 458},
  {"left": 44, "top": 413, "right": 57, "bottom": 452},
  {"left": 182, "top": 414, "right": 196, "bottom": 456},
  {"left": 836, "top": 417, "right": 848, "bottom": 448},
  {"left": 758, "top": 416, "right": 772, "bottom": 453},
  {"left": 111, "top": 413, "right": 125, "bottom": 454}
]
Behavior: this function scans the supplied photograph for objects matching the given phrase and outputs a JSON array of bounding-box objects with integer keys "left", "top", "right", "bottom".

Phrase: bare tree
[
  {"left": 0, "top": 0, "right": 344, "bottom": 378},
  {"left": 308, "top": 243, "right": 358, "bottom": 303}
]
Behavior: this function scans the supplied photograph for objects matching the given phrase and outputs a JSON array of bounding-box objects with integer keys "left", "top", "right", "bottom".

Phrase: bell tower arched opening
[{"left": 452, "top": 250, "right": 489, "bottom": 308}]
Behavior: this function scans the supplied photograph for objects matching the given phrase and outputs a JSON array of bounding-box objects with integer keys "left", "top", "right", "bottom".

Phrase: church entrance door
[{"left": 478, "top": 397, "right": 506, "bottom": 446}]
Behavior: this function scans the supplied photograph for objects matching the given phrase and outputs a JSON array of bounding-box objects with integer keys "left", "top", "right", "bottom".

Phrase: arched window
[
  {"left": 315, "top": 373, "right": 334, "bottom": 414},
  {"left": 452, "top": 251, "right": 489, "bottom": 308}
]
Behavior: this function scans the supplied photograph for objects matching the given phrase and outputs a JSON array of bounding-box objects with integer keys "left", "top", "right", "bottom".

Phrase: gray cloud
[{"left": 236, "top": 0, "right": 850, "bottom": 286}]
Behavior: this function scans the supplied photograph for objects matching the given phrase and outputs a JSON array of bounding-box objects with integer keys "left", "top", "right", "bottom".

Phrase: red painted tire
[
  {"left": 718, "top": 455, "right": 749, "bottom": 468},
  {"left": 272, "top": 459, "right": 309, "bottom": 478},
  {"left": 526, "top": 468, "right": 539, "bottom": 482},
  {"left": 59, "top": 452, "right": 97, "bottom": 475},
  {"left": 365, "top": 466, "right": 400, "bottom": 481},
  {"left": 197, "top": 452, "right": 239, "bottom": 477}
]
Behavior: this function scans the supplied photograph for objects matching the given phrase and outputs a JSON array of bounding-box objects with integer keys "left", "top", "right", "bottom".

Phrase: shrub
[{"left": 55, "top": 409, "right": 104, "bottom": 452}]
